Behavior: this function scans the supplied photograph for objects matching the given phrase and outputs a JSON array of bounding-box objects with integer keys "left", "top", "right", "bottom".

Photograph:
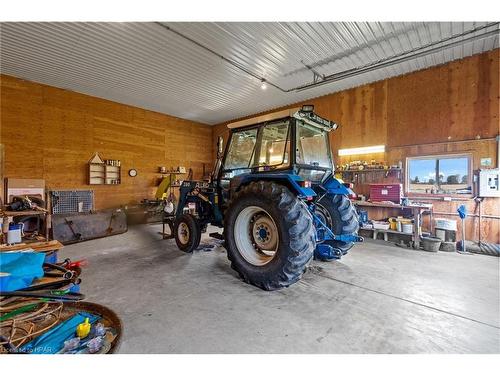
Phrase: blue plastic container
[
  {"left": 357, "top": 209, "right": 368, "bottom": 225},
  {"left": 44, "top": 251, "right": 58, "bottom": 264}
]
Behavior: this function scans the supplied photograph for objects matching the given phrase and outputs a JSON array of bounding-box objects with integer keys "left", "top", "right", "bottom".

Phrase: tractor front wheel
[
  {"left": 224, "top": 181, "right": 315, "bottom": 290},
  {"left": 174, "top": 214, "right": 201, "bottom": 253}
]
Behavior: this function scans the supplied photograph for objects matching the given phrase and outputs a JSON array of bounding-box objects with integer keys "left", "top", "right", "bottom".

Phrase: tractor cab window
[
  {"left": 296, "top": 121, "right": 332, "bottom": 169},
  {"left": 251, "top": 120, "right": 290, "bottom": 170},
  {"left": 224, "top": 128, "right": 258, "bottom": 174}
]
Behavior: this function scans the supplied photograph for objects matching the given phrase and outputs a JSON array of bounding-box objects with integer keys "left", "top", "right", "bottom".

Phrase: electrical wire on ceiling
[{"left": 156, "top": 22, "right": 499, "bottom": 93}]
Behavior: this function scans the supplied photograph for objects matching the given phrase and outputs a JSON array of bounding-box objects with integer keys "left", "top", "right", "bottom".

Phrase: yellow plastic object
[
  {"left": 155, "top": 177, "right": 172, "bottom": 199},
  {"left": 76, "top": 317, "right": 91, "bottom": 338},
  {"left": 389, "top": 218, "right": 397, "bottom": 231}
]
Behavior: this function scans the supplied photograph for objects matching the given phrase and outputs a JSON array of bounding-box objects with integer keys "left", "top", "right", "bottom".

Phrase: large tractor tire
[
  {"left": 315, "top": 194, "right": 359, "bottom": 254},
  {"left": 224, "top": 181, "right": 315, "bottom": 290},
  {"left": 174, "top": 214, "right": 201, "bottom": 253}
]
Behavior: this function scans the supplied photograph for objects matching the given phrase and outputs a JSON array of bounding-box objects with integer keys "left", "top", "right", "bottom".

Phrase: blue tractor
[{"left": 172, "top": 105, "right": 362, "bottom": 290}]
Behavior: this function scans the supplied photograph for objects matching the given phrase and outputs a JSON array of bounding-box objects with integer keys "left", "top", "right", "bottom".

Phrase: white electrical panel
[{"left": 478, "top": 169, "right": 500, "bottom": 197}]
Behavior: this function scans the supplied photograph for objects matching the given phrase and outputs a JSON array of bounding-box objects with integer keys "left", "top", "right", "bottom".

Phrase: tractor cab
[{"left": 218, "top": 105, "right": 339, "bottom": 203}]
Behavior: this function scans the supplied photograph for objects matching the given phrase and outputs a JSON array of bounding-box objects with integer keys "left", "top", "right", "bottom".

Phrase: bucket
[
  {"left": 402, "top": 223, "right": 413, "bottom": 234},
  {"left": 389, "top": 218, "right": 397, "bottom": 231},
  {"left": 435, "top": 227, "right": 456, "bottom": 242},
  {"left": 422, "top": 236, "right": 442, "bottom": 252},
  {"left": 435, "top": 228, "right": 446, "bottom": 241},
  {"left": 7, "top": 223, "right": 24, "bottom": 244},
  {"left": 396, "top": 218, "right": 411, "bottom": 232},
  {"left": 439, "top": 241, "right": 456, "bottom": 252}
]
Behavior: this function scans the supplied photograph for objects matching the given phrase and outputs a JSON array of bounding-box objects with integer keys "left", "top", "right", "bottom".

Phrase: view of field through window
[{"left": 408, "top": 156, "right": 471, "bottom": 194}]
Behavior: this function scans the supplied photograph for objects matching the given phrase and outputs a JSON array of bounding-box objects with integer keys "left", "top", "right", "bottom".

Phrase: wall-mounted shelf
[
  {"left": 336, "top": 168, "right": 403, "bottom": 198},
  {"left": 336, "top": 168, "right": 402, "bottom": 174},
  {"left": 159, "top": 172, "right": 186, "bottom": 177},
  {"left": 88, "top": 153, "right": 121, "bottom": 185},
  {"left": 336, "top": 168, "right": 403, "bottom": 182}
]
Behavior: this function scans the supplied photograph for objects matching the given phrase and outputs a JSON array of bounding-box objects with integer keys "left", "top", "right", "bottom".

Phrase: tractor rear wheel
[
  {"left": 224, "top": 181, "right": 315, "bottom": 290},
  {"left": 174, "top": 214, "right": 201, "bottom": 253},
  {"left": 315, "top": 194, "right": 359, "bottom": 254}
]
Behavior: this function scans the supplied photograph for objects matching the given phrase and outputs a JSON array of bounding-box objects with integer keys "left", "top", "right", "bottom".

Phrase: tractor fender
[
  {"left": 230, "top": 173, "right": 316, "bottom": 199},
  {"left": 321, "top": 176, "right": 353, "bottom": 195}
]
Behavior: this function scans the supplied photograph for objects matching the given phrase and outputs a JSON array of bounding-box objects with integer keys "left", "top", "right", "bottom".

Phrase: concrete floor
[{"left": 61, "top": 224, "right": 500, "bottom": 354}]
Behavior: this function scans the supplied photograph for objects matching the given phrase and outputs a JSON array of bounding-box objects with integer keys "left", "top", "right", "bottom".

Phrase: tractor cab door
[{"left": 218, "top": 127, "right": 258, "bottom": 205}]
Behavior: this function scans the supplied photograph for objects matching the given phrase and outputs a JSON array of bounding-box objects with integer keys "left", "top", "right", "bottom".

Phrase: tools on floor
[
  {"left": 76, "top": 317, "right": 91, "bottom": 338},
  {"left": 0, "top": 242, "right": 122, "bottom": 354}
]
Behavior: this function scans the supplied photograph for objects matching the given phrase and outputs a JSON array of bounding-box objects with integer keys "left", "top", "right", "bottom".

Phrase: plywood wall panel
[
  {"left": 1, "top": 74, "right": 213, "bottom": 211},
  {"left": 387, "top": 50, "right": 499, "bottom": 146}
]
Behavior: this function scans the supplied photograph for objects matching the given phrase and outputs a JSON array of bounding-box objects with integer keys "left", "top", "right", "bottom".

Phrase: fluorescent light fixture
[{"left": 338, "top": 145, "right": 385, "bottom": 156}]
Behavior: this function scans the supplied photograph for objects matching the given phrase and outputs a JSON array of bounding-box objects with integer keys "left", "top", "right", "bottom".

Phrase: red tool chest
[{"left": 369, "top": 183, "right": 403, "bottom": 203}]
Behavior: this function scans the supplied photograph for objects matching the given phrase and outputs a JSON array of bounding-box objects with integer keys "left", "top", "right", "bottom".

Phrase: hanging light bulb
[{"left": 260, "top": 79, "right": 267, "bottom": 90}]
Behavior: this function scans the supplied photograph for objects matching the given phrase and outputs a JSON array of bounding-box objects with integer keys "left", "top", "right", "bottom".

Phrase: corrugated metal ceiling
[{"left": 1, "top": 22, "right": 498, "bottom": 124}]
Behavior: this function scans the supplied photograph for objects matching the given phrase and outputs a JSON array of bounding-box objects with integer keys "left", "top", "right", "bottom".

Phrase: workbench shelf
[
  {"left": 1, "top": 209, "right": 52, "bottom": 243},
  {"left": 353, "top": 200, "right": 432, "bottom": 249},
  {"left": 336, "top": 168, "right": 402, "bottom": 173}
]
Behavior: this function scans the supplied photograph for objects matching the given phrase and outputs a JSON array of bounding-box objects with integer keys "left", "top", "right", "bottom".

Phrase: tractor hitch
[
  {"left": 310, "top": 205, "right": 363, "bottom": 261},
  {"left": 314, "top": 243, "right": 343, "bottom": 261}
]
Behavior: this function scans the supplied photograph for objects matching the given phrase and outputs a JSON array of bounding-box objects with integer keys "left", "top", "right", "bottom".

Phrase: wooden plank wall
[
  {"left": 213, "top": 49, "right": 500, "bottom": 243},
  {"left": 0, "top": 75, "right": 213, "bottom": 210}
]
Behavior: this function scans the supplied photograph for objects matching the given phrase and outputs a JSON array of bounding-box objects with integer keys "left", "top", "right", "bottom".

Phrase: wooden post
[
  {"left": 0, "top": 144, "right": 4, "bottom": 208},
  {"left": 2, "top": 215, "right": 9, "bottom": 244}
]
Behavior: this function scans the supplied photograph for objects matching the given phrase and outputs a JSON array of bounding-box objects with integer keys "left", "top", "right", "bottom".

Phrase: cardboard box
[{"left": 5, "top": 178, "right": 45, "bottom": 203}]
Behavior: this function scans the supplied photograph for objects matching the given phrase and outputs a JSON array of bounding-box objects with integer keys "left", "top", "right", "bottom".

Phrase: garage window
[{"left": 407, "top": 155, "right": 472, "bottom": 195}]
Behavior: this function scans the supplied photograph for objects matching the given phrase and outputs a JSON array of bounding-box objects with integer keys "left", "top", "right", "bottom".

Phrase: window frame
[
  {"left": 251, "top": 119, "right": 291, "bottom": 170},
  {"left": 222, "top": 125, "right": 260, "bottom": 172},
  {"left": 405, "top": 153, "right": 473, "bottom": 196},
  {"left": 221, "top": 119, "right": 292, "bottom": 174},
  {"left": 294, "top": 119, "right": 334, "bottom": 171}
]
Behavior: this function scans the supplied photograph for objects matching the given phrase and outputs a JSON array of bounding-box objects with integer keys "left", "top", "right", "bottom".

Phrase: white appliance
[{"left": 478, "top": 169, "right": 500, "bottom": 197}]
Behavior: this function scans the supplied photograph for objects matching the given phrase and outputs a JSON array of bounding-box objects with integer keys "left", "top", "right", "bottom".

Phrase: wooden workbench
[
  {"left": 0, "top": 209, "right": 52, "bottom": 244},
  {"left": 352, "top": 200, "right": 433, "bottom": 248},
  {"left": 0, "top": 239, "right": 63, "bottom": 252}
]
